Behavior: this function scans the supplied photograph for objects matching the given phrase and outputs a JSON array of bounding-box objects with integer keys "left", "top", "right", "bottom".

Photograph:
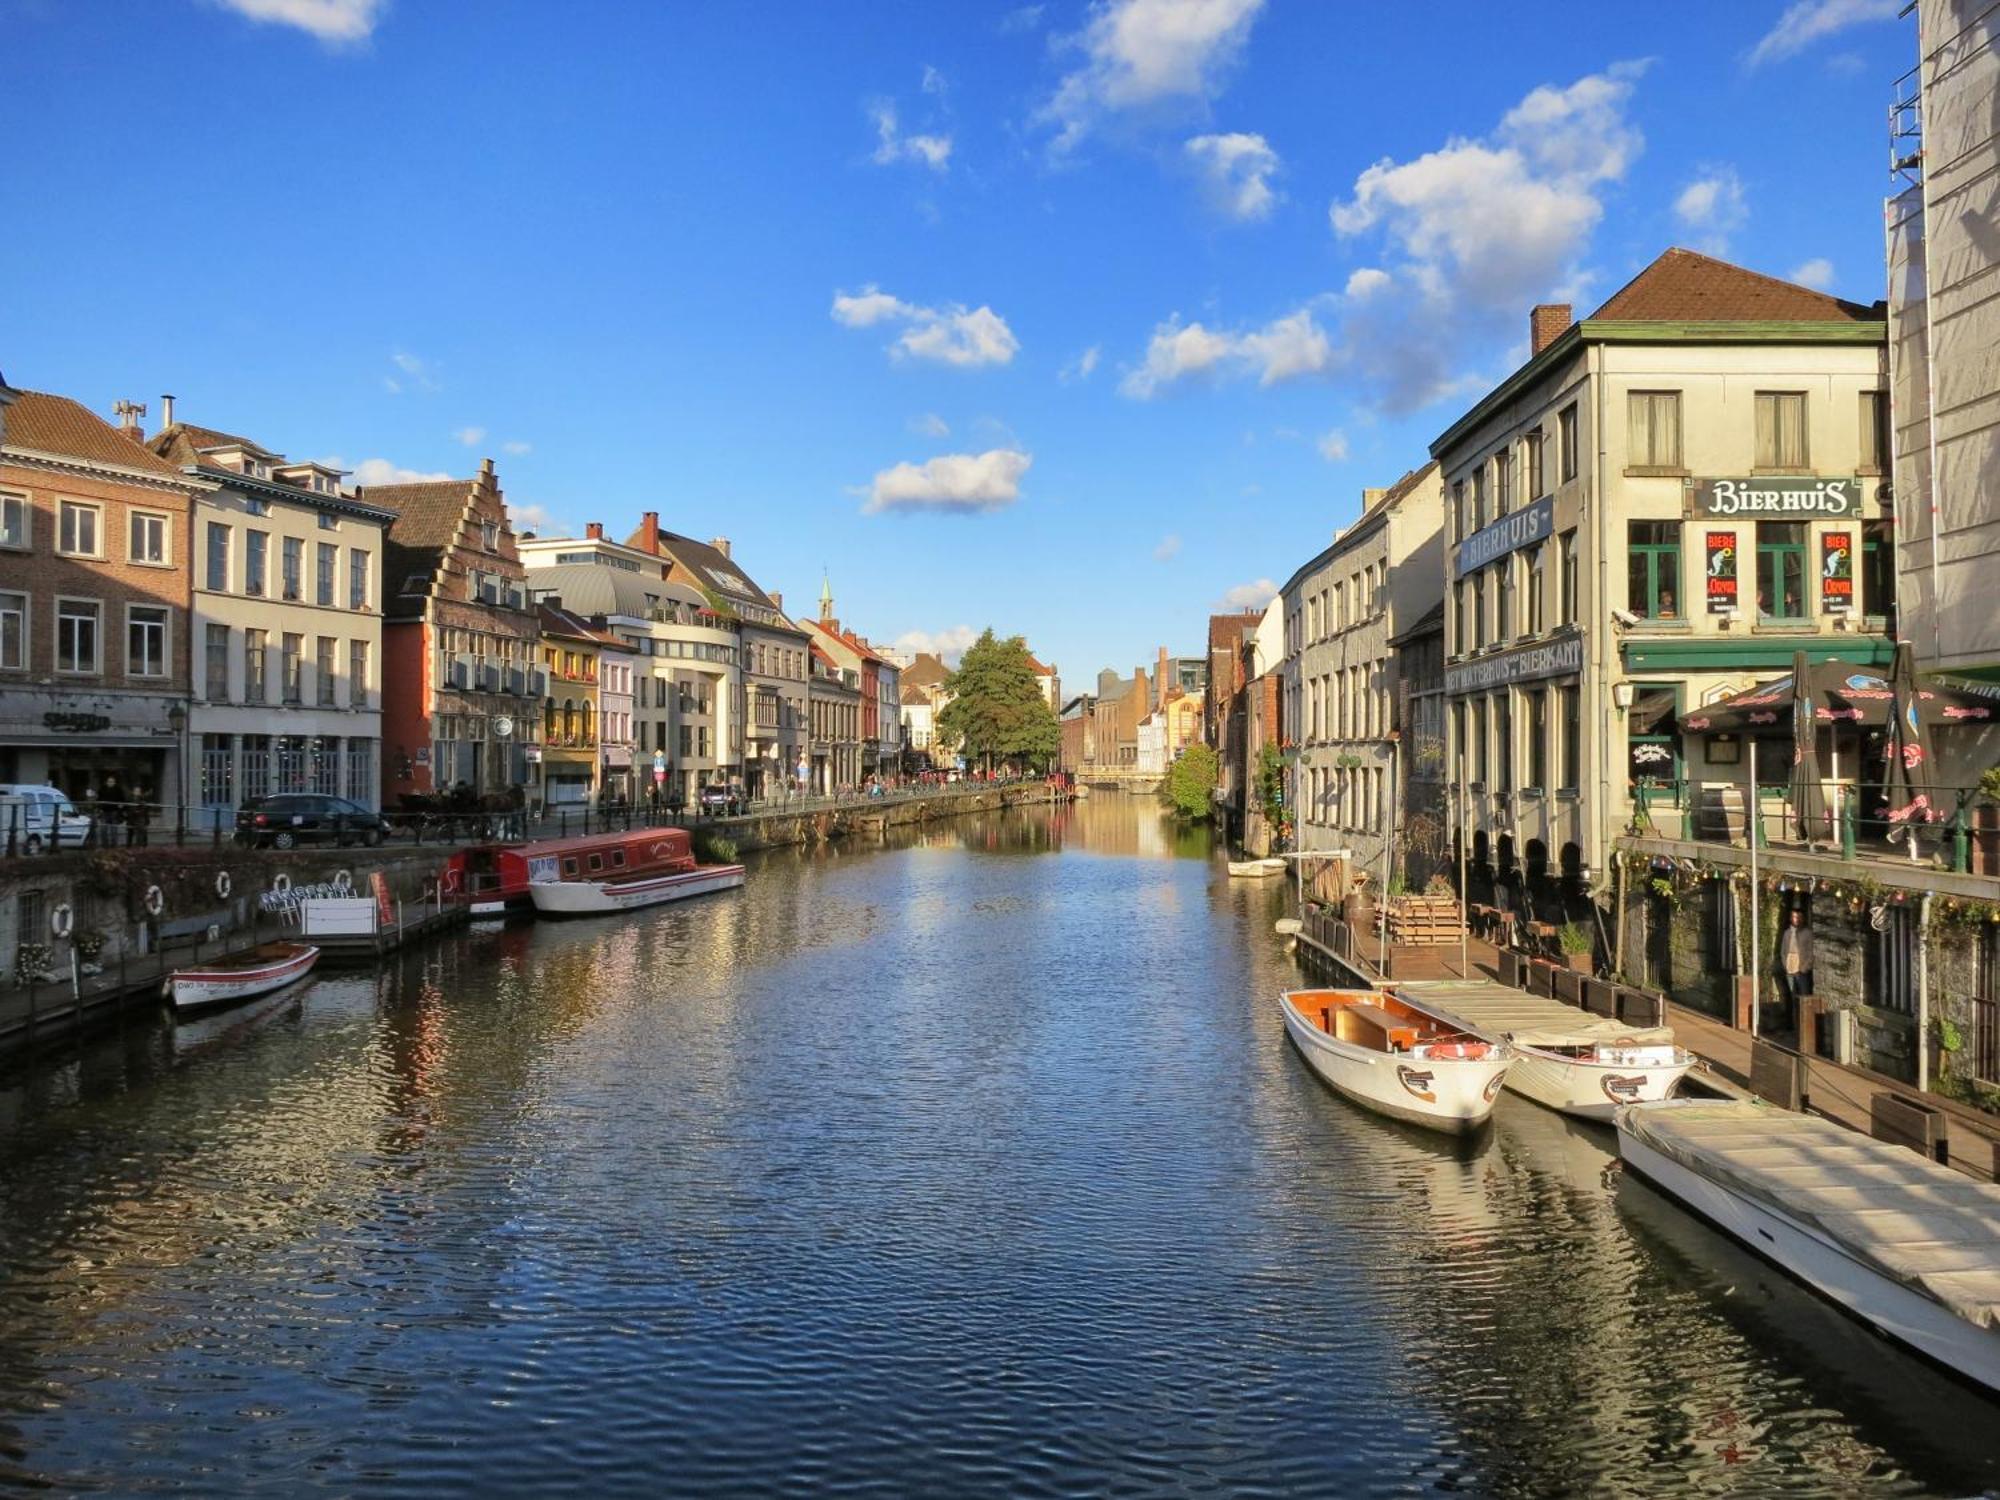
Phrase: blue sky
[{"left": 0, "top": 0, "right": 1915, "bottom": 688}]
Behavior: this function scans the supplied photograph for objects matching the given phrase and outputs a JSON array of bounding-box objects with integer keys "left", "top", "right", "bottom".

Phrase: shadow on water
[{"left": 0, "top": 793, "right": 1995, "bottom": 1498}]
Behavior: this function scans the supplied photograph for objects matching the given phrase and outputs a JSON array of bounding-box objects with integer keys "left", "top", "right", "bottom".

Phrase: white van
[{"left": 0, "top": 785, "right": 93, "bottom": 853}]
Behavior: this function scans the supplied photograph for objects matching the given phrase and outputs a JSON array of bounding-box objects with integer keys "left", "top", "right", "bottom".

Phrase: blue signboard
[{"left": 1454, "top": 495, "right": 1554, "bottom": 578}]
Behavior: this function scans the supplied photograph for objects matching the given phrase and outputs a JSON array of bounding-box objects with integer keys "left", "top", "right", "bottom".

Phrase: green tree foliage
[
  {"left": 1159, "top": 744, "right": 1219, "bottom": 819},
  {"left": 936, "top": 629, "right": 1060, "bottom": 770}
]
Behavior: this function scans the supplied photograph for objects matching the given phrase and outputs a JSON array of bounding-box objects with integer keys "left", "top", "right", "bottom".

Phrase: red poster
[
  {"left": 1704, "top": 531, "right": 1737, "bottom": 613},
  {"left": 371, "top": 870, "right": 394, "bottom": 929},
  {"left": 1822, "top": 531, "right": 1854, "bottom": 609}
]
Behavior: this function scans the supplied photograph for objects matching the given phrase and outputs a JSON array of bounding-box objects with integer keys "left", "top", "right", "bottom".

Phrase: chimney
[
  {"left": 1530, "top": 303, "right": 1573, "bottom": 356},
  {"left": 1362, "top": 486, "right": 1387, "bottom": 509},
  {"left": 585, "top": 522, "right": 603, "bottom": 540},
  {"left": 637, "top": 511, "right": 661, "bottom": 554},
  {"left": 769, "top": 591, "right": 782, "bottom": 612},
  {"left": 113, "top": 399, "right": 147, "bottom": 441},
  {"left": 159, "top": 394, "right": 175, "bottom": 430},
  {"left": 710, "top": 536, "right": 731, "bottom": 559}
]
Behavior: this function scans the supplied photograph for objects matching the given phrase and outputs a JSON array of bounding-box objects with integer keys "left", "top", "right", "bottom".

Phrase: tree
[
  {"left": 935, "top": 630, "right": 1060, "bottom": 771},
  {"left": 1159, "top": 744, "right": 1219, "bottom": 820}
]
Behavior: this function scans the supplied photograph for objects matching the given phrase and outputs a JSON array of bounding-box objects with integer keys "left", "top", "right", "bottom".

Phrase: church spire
[{"left": 819, "top": 569, "right": 834, "bottom": 623}]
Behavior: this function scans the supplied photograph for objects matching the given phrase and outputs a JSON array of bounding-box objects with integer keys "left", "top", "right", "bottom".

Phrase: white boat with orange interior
[
  {"left": 167, "top": 941, "right": 320, "bottom": 1013},
  {"left": 520, "top": 827, "right": 745, "bottom": 917},
  {"left": 1279, "top": 986, "right": 1513, "bottom": 1134}
]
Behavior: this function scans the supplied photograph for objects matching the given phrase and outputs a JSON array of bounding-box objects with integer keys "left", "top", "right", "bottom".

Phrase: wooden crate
[{"left": 1384, "top": 895, "right": 1462, "bottom": 948}]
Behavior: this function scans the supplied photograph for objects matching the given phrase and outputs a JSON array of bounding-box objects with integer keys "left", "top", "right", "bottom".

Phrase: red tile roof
[
  {"left": 150, "top": 421, "right": 279, "bottom": 467},
  {"left": 1590, "top": 248, "right": 1880, "bottom": 324},
  {"left": 3, "top": 390, "right": 186, "bottom": 477}
]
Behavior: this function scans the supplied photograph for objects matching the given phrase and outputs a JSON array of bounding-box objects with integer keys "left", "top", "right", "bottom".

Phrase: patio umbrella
[
  {"left": 1789, "top": 649, "right": 1825, "bottom": 844},
  {"left": 1883, "top": 640, "right": 1940, "bottom": 849}
]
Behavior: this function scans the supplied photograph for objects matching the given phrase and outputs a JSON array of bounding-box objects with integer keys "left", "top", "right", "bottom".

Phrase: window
[
  {"left": 1869, "top": 905, "right": 1918, "bottom": 1015},
  {"left": 1494, "top": 450, "right": 1513, "bottom": 515},
  {"left": 56, "top": 599, "right": 100, "bottom": 673},
  {"left": 1452, "top": 581, "right": 1466, "bottom": 654},
  {"left": 246, "top": 629, "right": 268, "bottom": 703},
  {"left": 482, "top": 519, "right": 500, "bottom": 552},
  {"left": 0, "top": 492, "right": 26, "bottom": 549},
  {"left": 1627, "top": 685, "right": 1681, "bottom": 788},
  {"left": 129, "top": 510, "right": 169, "bottom": 564},
  {"left": 1755, "top": 391, "right": 1810, "bottom": 468},
  {"left": 1527, "top": 689, "right": 1548, "bottom": 791},
  {"left": 350, "top": 640, "right": 369, "bottom": 707},
  {"left": 1524, "top": 432, "right": 1545, "bottom": 500},
  {"left": 317, "top": 637, "right": 337, "bottom": 705},
  {"left": 1496, "top": 557, "right": 1514, "bottom": 639},
  {"left": 1453, "top": 481, "right": 1467, "bottom": 541},
  {"left": 1627, "top": 521, "right": 1682, "bottom": 619},
  {"left": 282, "top": 633, "right": 303, "bottom": 703},
  {"left": 200, "top": 733, "right": 234, "bottom": 809},
  {"left": 206, "top": 623, "right": 230, "bottom": 699},
  {"left": 1756, "top": 522, "right": 1807, "bottom": 619},
  {"left": 1627, "top": 391, "right": 1683, "bottom": 468},
  {"left": 1471, "top": 698, "right": 1488, "bottom": 785},
  {"left": 1494, "top": 692, "right": 1512, "bottom": 794},
  {"left": 317, "top": 543, "right": 337, "bottom": 606},
  {"left": 128, "top": 606, "right": 169, "bottom": 677},
  {"left": 318, "top": 510, "right": 338, "bottom": 531},
  {"left": 1472, "top": 574, "right": 1487, "bottom": 648},
  {"left": 206, "top": 522, "right": 230, "bottom": 591},
  {"left": 1559, "top": 529, "right": 1578, "bottom": 625},
  {"left": 0, "top": 592, "right": 24, "bottom": 670},
  {"left": 282, "top": 537, "right": 303, "bottom": 600},
  {"left": 1525, "top": 542, "right": 1546, "bottom": 634},
  {"left": 58, "top": 500, "right": 101, "bottom": 557},
  {"left": 1558, "top": 404, "right": 1579, "bottom": 483},
  {"left": 349, "top": 549, "right": 370, "bottom": 611},
  {"left": 1860, "top": 390, "right": 1890, "bottom": 472},
  {"left": 1863, "top": 520, "right": 1896, "bottom": 621},
  {"left": 1559, "top": 685, "right": 1580, "bottom": 790},
  {"left": 246, "top": 530, "right": 269, "bottom": 596},
  {"left": 1471, "top": 466, "right": 1489, "bottom": 532}
]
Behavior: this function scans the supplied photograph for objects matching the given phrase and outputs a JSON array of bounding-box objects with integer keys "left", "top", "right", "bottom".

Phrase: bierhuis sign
[
  {"left": 1688, "top": 477, "right": 1860, "bottom": 518},
  {"left": 1454, "top": 495, "right": 1554, "bottom": 578}
]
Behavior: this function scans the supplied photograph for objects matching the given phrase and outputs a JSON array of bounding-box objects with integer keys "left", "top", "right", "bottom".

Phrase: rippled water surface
[{"left": 2, "top": 796, "right": 1997, "bottom": 1497}]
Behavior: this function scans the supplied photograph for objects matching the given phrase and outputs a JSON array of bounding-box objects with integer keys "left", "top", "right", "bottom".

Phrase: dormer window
[
  {"left": 482, "top": 520, "right": 500, "bottom": 552},
  {"left": 245, "top": 497, "right": 270, "bottom": 517}
]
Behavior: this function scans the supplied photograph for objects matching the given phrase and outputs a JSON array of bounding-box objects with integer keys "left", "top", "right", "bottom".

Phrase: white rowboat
[
  {"left": 1617, "top": 1099, "right": 2000, "bottom": 1395},
  {"left": 1228, "top": 860, "right": 1284, "bottom": 878},
  {"left": 168, "top": 942, "right": 320, "bottom": 1013},
  {"left": 529, "top": 862, "right": 746, "bottom": 916},
  {"left": 1280, "top": 987, "right": 1512, "bottom": 1135},
  {"left": 1399, "top": 980, "right": 1693, "bottom": 1120}
]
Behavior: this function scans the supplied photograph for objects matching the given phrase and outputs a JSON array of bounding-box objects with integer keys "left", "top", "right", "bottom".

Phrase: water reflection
[{"left": 0, "top": 796, "right": 1993, "bottom": 1497}]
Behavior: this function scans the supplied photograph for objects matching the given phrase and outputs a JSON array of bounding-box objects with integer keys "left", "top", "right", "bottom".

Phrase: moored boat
[
  {"left": 1616, "top": 1099, "right": 2000, "bottom": 1396},
  {"left": 1399, "top": 979, "right": 1693, "bottom": 1120},
  {"left": 522, "top": 826, "right": 744, "bottom": 917},
  {"left": 1279, "top": 987, "right": 1512, "bottom": 1135},
  {"left": 1229, "top": 859, "right": 1284, "bottom": 878},
  {"left": 167, "top": 941, "right": 320, "bottom": 1013}
]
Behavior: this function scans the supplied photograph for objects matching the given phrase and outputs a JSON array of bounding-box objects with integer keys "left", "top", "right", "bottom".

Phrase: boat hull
[
  {"left": 529, "top": 863, "right": 745, "bottom": 916},
  {"left": 1504, "top": 1047, "right": 1692, "bottom": 1121},
  {"left": 169, "top": 945, "right": 321, "bottom": 1013},
  {"left": 1228, "top": 861, "right": 1283, "bottom": 878},
  {"left": 1279, "top": 995, "right": 1509, "bottom": 1135},
  {"left": 1617, "top": 1118, "right": 2000, "bottom": 1395}
]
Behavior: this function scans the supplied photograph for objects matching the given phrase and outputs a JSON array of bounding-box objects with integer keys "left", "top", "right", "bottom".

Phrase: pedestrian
[{"left": 1777, "top": 907, "right": 1814, "bottom": 1032}]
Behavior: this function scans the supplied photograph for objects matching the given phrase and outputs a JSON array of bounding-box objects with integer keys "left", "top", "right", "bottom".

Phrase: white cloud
[
  {"left": 1154, "top": 533, "right": 1183, "bottom": 561},
  {"left": 832, "top": 285, "right": 1019, "bottom": 367},
  {"left": 502, "top": 440, "right": 533, "bottom": 456},
  {"left": 910, "top": 412, "right": 951, "bottom": 438},
  {"left": 1059, "top": 345, "right": 1102, "bottom": 383},
  {"left": 922, "top": 64, "right": 947, "bottom": 96},
  {"left": 862, "top": 449, "right": 1032, "bottom": 515},
  {"left": 1185, "top": 131, "right": 1280, "bottom": 220},
  {"left": 348, "top": 457, "right": 454, "bottom": 487},
  {"left": 1748, "top": 0, "right": 1899, "bottom": 67},
  {"left": 382, "top": 349, "right": 438, "bottom": 394},
  {"left": 1039, "top": 0, "right": 1266, "bottom": 151},
  {"left": 1119, "top": 306, "right": 1332, "bottom": 398},
  {"left": 869, "top": 101, "right": 953, "bottom": 172},
  {"left": 211, "top": 0, "right": 382, "bottom": 44},
  {"left": 1789, "top": 257, "right": 1836, "bottom": 290},
  {"left": 508, "top": 502, "right": 559, "bottom": 533},
  {"left": 893, "top": 625, "right": 981, "bottom": 665},
  {"left": 451, "top": 425, "right": 486, "bottom": 447},
  {"left": 1673, "top": 166, "right": 1749, "bottom": 253},
  {"left": 1214, "top": 577, "right": 1278, "bottom": 610},
  {"left": 1343, "top": 267, "right": 1391, "bottom": 300},
  {"left": 999, "top": 4, "right": 1045, "bottom": 32},
  {"left": 1317, "top": 429, "right": 1349, "bottom": 462}
]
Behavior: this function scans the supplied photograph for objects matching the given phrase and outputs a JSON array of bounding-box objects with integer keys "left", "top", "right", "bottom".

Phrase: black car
[{"left": 234, "top": 793, "right": 392, "bottom": 850}]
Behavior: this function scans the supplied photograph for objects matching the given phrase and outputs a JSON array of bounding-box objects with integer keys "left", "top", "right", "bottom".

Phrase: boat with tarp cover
[{"left": 1616, "top": 1099, "right": 2000, "bottom": 1395}]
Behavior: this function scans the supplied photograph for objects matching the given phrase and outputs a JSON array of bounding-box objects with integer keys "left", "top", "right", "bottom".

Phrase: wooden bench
[{"left": 1331, "top": 1002, "right": 1421, "bottom": 1053}]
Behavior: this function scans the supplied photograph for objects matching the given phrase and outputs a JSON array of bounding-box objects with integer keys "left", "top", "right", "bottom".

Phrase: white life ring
[
  {"left": 143, "top": 884, "right": 165, "bottom": 917},
  {"left": 49, "top": 902, "right": 73, "bottom": 938},
  {"left": 333, "top": 869, "right": 353, "bottom": 894},
  {"left": 273, "top": 872, "right": 292, "bottom": 895},
  {"left": 206, "top": 924, "right": 222, "bottom": 943},
  {"left": 216, "top": 870, "right": 232, "bottom": 899}
]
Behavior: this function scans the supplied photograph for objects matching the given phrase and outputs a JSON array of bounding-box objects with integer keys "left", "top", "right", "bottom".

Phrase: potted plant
[
  {"left": 14, "top": 941, "right": 58, "bottom": 985},
  {"left": 73, "top": 926, "right": 107, "bottom": 976},
  {"left": 1557, "top": 921, "right": 1595, "bottom": 974}
]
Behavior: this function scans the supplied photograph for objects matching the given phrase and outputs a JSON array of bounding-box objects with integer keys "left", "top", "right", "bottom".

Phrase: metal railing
[{"left": 1628, "top": 777, "right": 1995, "bottom": 872}]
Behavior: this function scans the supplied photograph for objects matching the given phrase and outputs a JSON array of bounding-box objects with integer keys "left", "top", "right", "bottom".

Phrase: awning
[{"left": 1679, "top": 659, "right": 1998, "bottom": 736}]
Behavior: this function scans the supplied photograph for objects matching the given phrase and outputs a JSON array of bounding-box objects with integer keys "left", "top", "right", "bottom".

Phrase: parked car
[
  {"left": 0, "top": 784, "right": 91, "bottom": 854},
  {"left": 235, "top": 793, "right": 392, "bottom": 850},
  {"left": 696, "top": 782, "right": 744, "bottom": 816}
]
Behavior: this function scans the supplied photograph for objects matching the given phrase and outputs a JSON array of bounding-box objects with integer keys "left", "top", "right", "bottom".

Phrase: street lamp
[{"left": 166, "top": 700, "right": 189, "bottom": 841}]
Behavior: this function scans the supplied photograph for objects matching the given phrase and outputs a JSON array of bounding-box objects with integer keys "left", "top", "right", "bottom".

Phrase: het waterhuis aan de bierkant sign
[
  {"left": 1444, "top": 632, "right": 1584, "bottom": 695},
  {"left": 1687, "top": 476, "right": 1862, "bottom": 518},
  {"left": 1453, "top": 496, "right": 1554, "bottom": 578}
]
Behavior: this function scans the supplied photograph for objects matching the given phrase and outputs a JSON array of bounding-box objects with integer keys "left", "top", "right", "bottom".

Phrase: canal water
[{"left": 1, "top": 795, "right": 1996, "bottom": 1498}]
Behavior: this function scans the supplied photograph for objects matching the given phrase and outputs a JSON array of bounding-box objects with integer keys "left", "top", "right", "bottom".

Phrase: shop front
[{"left": 0, "top": 693, "right": 188, "bottom": 819}]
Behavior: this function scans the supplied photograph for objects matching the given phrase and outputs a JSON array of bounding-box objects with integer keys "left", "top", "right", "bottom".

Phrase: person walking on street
[{"left": 1778, "top": 907, "right": 1814, "bottom": 1033}]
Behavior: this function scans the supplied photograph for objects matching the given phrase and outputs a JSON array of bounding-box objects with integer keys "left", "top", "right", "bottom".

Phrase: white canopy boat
[
  {"left": 1398, "top": 979, "right": 1693, "bottom": 1120},
  {"left": 530, "top": 861, "right": 745, "bottom": 916},
  {"left": 517, "top": 827, "right": 747, "bottom": 917},
  {"left": 1228, "top": 859, "right": 1285, "bottom": 878},
  {"left": 1279, "top": 987, "right": 1512, "bottom": 1135},
  {"left": 167, "top": 941, "right": 320, "bottom": 1013},
  {"left": 1617, "top": 1099, "right": 2000, "bottom": 1396}
]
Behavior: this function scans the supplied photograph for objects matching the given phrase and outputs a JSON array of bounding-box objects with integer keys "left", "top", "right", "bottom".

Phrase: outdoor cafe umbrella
[
  {"left": 1789, "top": 649, "right": 1825, "bottom": 842},
  {"left": 1883, "top": 640, "right": 1941, "bottom": 853}
]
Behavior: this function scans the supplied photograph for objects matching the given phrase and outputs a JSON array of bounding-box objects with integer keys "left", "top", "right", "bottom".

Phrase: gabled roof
[
  {"left": 150, "top": 421, "right": 279, "bottom": 467},
  {"left": 1367, "top": 459, "right": 1439, "bottom": 513},
  {"left": 900, "top": 682, "right": 932, "bottom": 707},
  {"left": 3, "top": 390, "right": 186, "bottom": 478},
  {"left": 1591, "top": 248, "right": 1880, "bottom": 324},
  {"left": 901, "top": 651, "right": 951, "bottom": 688},
  {"left": 1025, "top": 653, "right": 1054, "bottom": 675},
  {"left": 626, "top": 523, "right": 777, "bottom": 608},
  {"left": 360, "top": 476, "right": 481, "bottom": 607}
]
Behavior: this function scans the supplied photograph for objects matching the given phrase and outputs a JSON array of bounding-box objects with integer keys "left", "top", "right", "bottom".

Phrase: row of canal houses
[{"left": 0, "top": 382, "right": 905, "bottom": 821}]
